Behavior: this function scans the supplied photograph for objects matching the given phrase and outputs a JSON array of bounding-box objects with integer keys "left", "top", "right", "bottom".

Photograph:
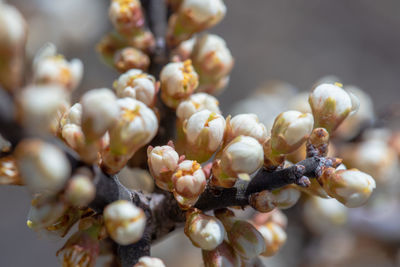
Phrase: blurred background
[{"left": 1, "top": 0, "right": 400, "bottom": 266}]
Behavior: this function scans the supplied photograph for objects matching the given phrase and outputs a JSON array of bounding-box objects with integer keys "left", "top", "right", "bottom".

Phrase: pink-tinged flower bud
[
  {"left": 113, "top": 69, "right": 158, "bottom": 107},
  {"left": 227, "top": 220, "right": 266, "bottom": 259},
  {"left": 225, "top": 113, "right": 267, "bottom": 144},
  {"left": 103, "top": 200, "right": 146, "bottom": 245},
  {"left": 309, "top": 83, "right": 359, "bottom": 133},
  {"left": 114, "top": 47, "right": 150, "bottom": 73},
  {"left": 102, "top": 98, "right": 158, "bottom": 173},
  {"left": 147, "top": 145, "right": 179, "bottom": 191},
  {"left": 27, "top": 196, "right": 67, "bottom": 230},
  {"left": 172, "top": 160, "right": 206, "bottom": 198},
  {"left": 14, "top": 139, "right": 70, "bottom": 196},
  {"left": 270, "top": 110, "right": 314, "bottom": 154},
  {"left": 167, "top": 0, "right": 226, "bottom": 46},
  {"left": 160, "top": 60, "right": 199, "bottom": 108},
  {"left": 0, "top": 156, "right": 21, "bottom": 185},
  {"left": 212, "top": 136, "right": 263, "bottom": 188},
  {"left": 184, "top": 209, "right": 226, "bottom": 250},
  {"left": 0, "top": 1, "right": 27, "bottom": 92},
  {"left": 202, "top": 241, "right": 240, "bottom": 267},
  {"left": 192, "top": 34, "right": 234, "bottom": 84},
  {"left": 81, "top": 88, "right": 119, "bottom": 141},
  {"left": 171, "top": 37, "right": 196, "bottom": 61},
  {"left": 109, "top": 0, "right": 144, "bottom": 35},
  {"left": 17, "top": 85, "right": 68, "bottom": 133},
  {"left": 33, "top": 43, "right": 83, "bottom": 91},
  {"left": 319, "top": 168, "right": 376, "bottom": 208},
  {"left": 176, "top": 93, "right": 221, "bottom": 121},
  {"left": 256, "top": 222, "right": 287, "bottom": 257},
  {"left": 135, "top": 256, "right": 166, "bottom": 267},
  {"left": 183, "top": 110, "right": 226, "bottom": 162},
  {"left": 65, "top": 173, "right": 95, "bottom": 207}
]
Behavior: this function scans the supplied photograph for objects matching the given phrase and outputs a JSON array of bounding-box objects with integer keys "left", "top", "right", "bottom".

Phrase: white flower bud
[
  {"left": 0, "top": 2, "right": 26, "bottom": 49},
  {"left": 160, "top": 60, "right": 199, "bottom": 108},
  {"left": 135, "top": 257, "right": 166, "bottom": 267},
  {"left": 319, "top": 168, "right": 376, "bottom": 208},
  {"left": 256, "top": 222, "right": 287, "bottom": 257},
  {"left": 270, "top": 186, "right": 301, "bottom": 209},
  {"left": 309, "top": 83, "right": 358, "bottom": 133},
  {"left": 15, "top": 139, "right": 70, "bottom": 196},
  {"left": 109, "top": 0, "right": 144, "bottom": 35},
  {"left": 192, "top": 34, "right": 233, "bottom": 83},
  {"left": 65, "top": 173, "right": 95, "bottom": 207},
  {"left": 270, "top": 110, "right": 314, "bottom": 154},
  {"left": 103, "top": 200, "right": 146, "bottom": 245},
  {"left": 183, "top": 110, "right": 225, "bottom": 162},
  {"left": 185, "top": 209, "right": 226, "bottom": 250},
  {"left": 61, "top": 124, "right": 85, "bottom": 150},
  {"left": 181, "top": 0, "right": 226, "bottom": 26},
  {"left": 147, "top": 145, "right": 179, "bottom": 191},
  {"left": 27, "top": 197, "right": 67, "bottom": 230},
  {"left": 114, "top": 47, "right": 150, "bottom": 73},
  {"left": 176, "top": 93, "right": 221, "bottom": 121},
  {"left": 33, "top": 43, "right": 83, "bottom": 91},
  {"left": 226, "top": 113, "right": 267, "bottom": 144},
  {"left": 81, "top": 88, "right": 119, "bottom": 141},
  {"left": 171, "top": 37, "right": 196, "bottom": 61},
  {"left": 172, "top": 160, "right": 206, "bottom": 198},
  {"left": 60, "top": 103, "right": 82, "bottom": 127},
  {"left": 113, "top": 69, "right": 158, "bottom": 107}
]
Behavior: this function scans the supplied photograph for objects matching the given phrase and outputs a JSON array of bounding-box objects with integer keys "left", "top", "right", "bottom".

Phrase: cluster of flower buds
[
  {"left": 103, "top": 200, "right": 146, "bottom": 245},
  {"left": 113, "top": 69, "right": 159, "bottom": 107},
  {"left": 0, "top": 1, "right": 27, "bottom": 92},
  {"left": 309, "top": 82, "right": 359, "bottom": 133},
  {"left": 135, "top": 256, "right": 166, "bottom": 267},
  {"left": 167, "top": 0, "right": 226, "bottom": 46},
  {"left": 250, "top": 185, "right": 301, "bottom": 212},
  {"left": 160, "top": 60, "right": 199, "bottom": 109},
  {"left": 318, "top": 167, "right": 376, "bottom": 208}
]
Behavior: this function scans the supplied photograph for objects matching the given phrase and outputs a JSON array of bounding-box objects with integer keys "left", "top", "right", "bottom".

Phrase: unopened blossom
[
  {"left": 250, "top": 185, "right": 301, "bottom": 212},
  {"left": 212, "top": 136, "right": 263, "bottom": 188},
  {"left": 249, "top": 190, "right": 276, "bottom": 213},
  {"left": 256, "top": 222, "right": 287, "bottom": 257},
  {"left": 59, "top": 103, "right": 82, "bottom": 127},
  {"left": 103, "top": 200, "right": 146, "bottom": 245},
  {"left": 202, "top": 241, "right": 240, "bottom": 267},
  {"left": 185, "top": 209, "right": 226, "bottom": 251},
  {"left": 65, "top": 173, "right": 96, "bottom": 207},
  {"left": 176, "top": 93, "right": 221, "bottom": 121},
  {"left": 171, "top": 37, "right": 196, "bottom": 61},
  {"left": 109, "top": 0, "right": 144, "bottom": 35},
  {"left": 309, "top": 83, "right": 359, "bottom": 133},
  {"left": 225, "top": 113, "right": 268, "bottom": 144},
  {"left": 33, "top": 43, "right": 83, "bottom": 91},
  {"left": 27, "top": 196, "right": 67, "bottom": 230},
  {"left": 0, "top": 156, "right": 21, "bottom": 185},
  {"left": 252, "top": 209, "right": 288, "bottom": 229},
  {"left": 135, "top": 256, "right": 166, "bottom": 267},
  {"left": 183, "top": 110, "right": 226, "bottom": 162},
  {"left": 214, "top": 208, "right": 236, "bottom": 232},
  {"left": 270, "top": 110, "right": 314, "bottom": 154},
  {"left": 160, "top": 60, "right": 199, "bottom": 108},
  {"left": 81, "top": 88, "right": 119, "bottom": 141},
  {"left": 113, "top": 69, "right": 158, "bottom": 107},
  {"left": 147, "top": 145, "right": 179, "bottom": 191},
  {"left": 114, "top": 47, "right": 150, "bottom": 73},
  {"left": 192, "top": 34, "right": 234, "bottom": 84},
  {"left": 14, "top": 139, "right": 70, "bottom": 196},
  {"left": 319, "top": 168, "right": 376, "bottom": 208},
  {"left": 172, "top": 160, "right": 206, "bottom": 198},
  {"left": 167, "top": 0, "right": 226, "bottom": 46}
]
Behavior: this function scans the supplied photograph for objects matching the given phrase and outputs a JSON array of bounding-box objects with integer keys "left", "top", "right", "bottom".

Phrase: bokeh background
[{"left": 1, "top": 0, "right": 400, "bottom": 266}]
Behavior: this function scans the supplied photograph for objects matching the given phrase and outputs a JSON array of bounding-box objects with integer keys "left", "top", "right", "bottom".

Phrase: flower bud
[
  {"left": 160, "top": 60, "right": 199, "bottom": 108},
  {"left": 176, "top": 93, "right": 221, "bottom": 121},
  {"left": 33, "top": 43, "right": 83, "bottom": 91},
  {"left": 171, "top": 37, "right": 196, "bottom": 61},
  {"left": 113, "top": 69, "right": 158, "bottom": 107},
  {"left": 65, "top": 173, "right": 96, "bottom": 207},
  {"left": 225, "top": 113, "right": 267, "bottom": 144},
  {"left": 114, "top": 47, "right": 150, "bottom": 73},
  {"left": 202, "top": 241, "right": 240, "bottom": 267},
  {"left": 173, "top": 191, "right": 200, "bottom": 210},
  {"left": 319, "top": 168, "right": 376, "bottom": 208},
  {"left": 250, "top": 186, "right": 300, "bottom": 212},
  {"left": 103, "top": 200, "right": 146, "bottom": 245},
  {"left": 0, "top": 156, "right": 21, "bottom": 185},
  {"left": 192, "top": 34, "right": 233, "bottom": 84},
  {"left": 309, "top": 83, "right": 358, "bottom": 133},
  {"left": 183, "top": 110, "right": 226, "bottom": 162},
  {"left": 270, "top": 110, "right": 314, "bottom": 154},
  {"left": 60, "top": 103, "right": 82, "bottom": 128},
  {"left": 227, "top": 220, "right": 266, "bottom": 259},
  {"left": 81, "top": 88, "right": 119, "bottom": 141},
  {"left": 27, "top": 196, "right": 67, "bottom": 230},
  {"left": 249, "top": 191, "right": 276, "bottom": 213},
  {"left": 14, "top": 139, "right": 70, "bottom": 196},
  {"left": 109, "top": 0, "right": 144, "bottom": 35},
  {"left": 252, "top": 209, "right": 288, "bottom": 229},
  {"left": 147, "top": 145, "right": 179, "bottom": 191},
  {"left": 135, "top": 257, "right": 166, "bottom": 267},
  {"left": 212, "top": 136, "right": 263, "bottom": 188},
  {"left": 172, "top": 160, "right": 206, "bottom": 198},
  {"left": 256, "top": 222, "right": 287, "bottom": 257},
  {"left": 306, "top": 127, "right": 330, "bottom": 157},
  {"left": 184, "top": 209, "right": 226, "bottom": 250},
  {"left": 196, "top": 75, "right": 229, "bottom": 95},
  {"left": 214, "top": 208, "right": 236, "bottom": 232}
]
